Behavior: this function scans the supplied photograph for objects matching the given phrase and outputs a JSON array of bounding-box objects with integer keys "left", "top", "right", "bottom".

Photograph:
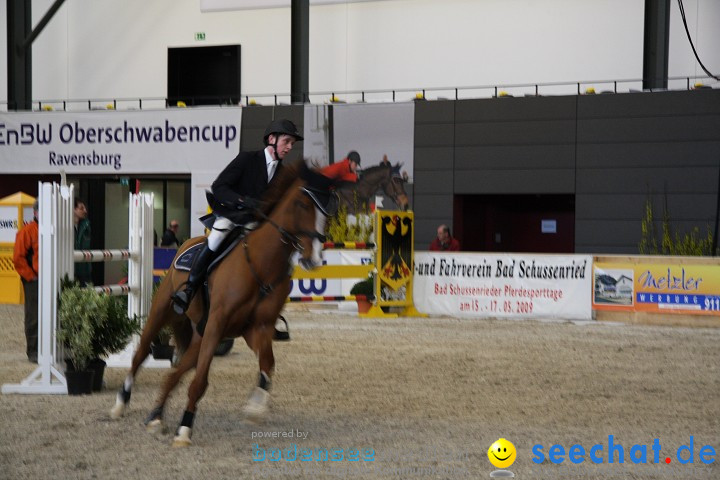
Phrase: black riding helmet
[
  {"left": 263, "top": 119, "right": 304, "bottom": 146},
  {"left": 347, "top": 151, "right": 361, "bottom": 165}
]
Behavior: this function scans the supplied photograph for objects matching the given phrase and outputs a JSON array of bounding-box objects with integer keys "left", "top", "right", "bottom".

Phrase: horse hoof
[
  {"left": 243, "top": 387, "right": 270, "bottom": 422},
  {"left": 172, "top": 426, "right": 192, "bottom": 447},
  {"left": 110, "top": 400, "right": 126, "bottom": 420},
  {"left": 146, "top": 418, "right": 163, "bottom": 434},
  {"left": 274, "top": 316, "right": 290, "bottom": 341}
]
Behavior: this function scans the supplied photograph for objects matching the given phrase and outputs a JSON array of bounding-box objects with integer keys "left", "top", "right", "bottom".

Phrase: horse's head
[
  {"left": 382, "top": 163, "right": 410, "bottom": 211},
  {"left": 265, "top": 159, "right": 336, "bottom": 270}
]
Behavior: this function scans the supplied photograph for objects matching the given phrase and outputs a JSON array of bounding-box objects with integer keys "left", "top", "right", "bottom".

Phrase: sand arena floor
[{"left": 0, "top": 303, "right": 718, "bottom": 480}]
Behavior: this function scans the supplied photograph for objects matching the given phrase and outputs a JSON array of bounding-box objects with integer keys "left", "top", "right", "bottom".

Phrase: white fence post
[{"left": 3, "top": 186, "right": 163, "bottom": 395}]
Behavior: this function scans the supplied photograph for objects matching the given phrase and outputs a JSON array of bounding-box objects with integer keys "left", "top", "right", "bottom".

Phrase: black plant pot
[
  {"left": 88, "top": 358, "right": 106, "bottom": 392},
  {"left": 65, "top": 361, "right": 94, "bottom": 395},
  {"left": 151, "top": 344, "right": 175, "bottom": 360}
]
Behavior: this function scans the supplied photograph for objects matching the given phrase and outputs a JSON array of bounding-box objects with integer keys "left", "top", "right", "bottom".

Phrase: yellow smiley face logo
[{"left": 487, "top": 438, "right": 516, "bottom": 469}]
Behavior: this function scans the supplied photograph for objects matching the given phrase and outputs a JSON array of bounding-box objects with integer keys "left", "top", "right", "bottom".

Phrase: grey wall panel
[
  {"left": 414, "top": 147, "right": 454, "bottom": 170},
  {"left": 415, "top": 124, "right": 455, "bottom": 147},
  {"left": 455, "top": 169, "right": 576, "bottom": 194},
  {"left": 576, "top": 194, "right": 718, "bottom": 220},
  {"left": 414, "top": 100, "right": 455, "bottom": 250},
  {"left": 413, "top": 194, "right": 454, "bottom": 218},
  {"left": 456, "top": 145, "right": 575, "bottom": 170},
  {"left": 578, "top": 90, "right": 720, "bottom": 118},
  {"left": 410, "top": 90, "right": 719, "bottom": 254},
  {"left": 414, "top": 170, "right": 454, "bottom": 194},
  {"left": 415, "top": 99, "right": 455, "bottom": 123},
  {"left": 455, "top": 120, "right": 576, "bottom": 146},
  {"left": 575, "top": 219, "right": 644, "bottom": 247},
  {"left": 576, "top": 90, "right": 720, "bottom": 254},
  {"left": 575, "top": 219, "right": 716, "bottom": 254},
  {"left": 416, "top": 218, "right": 446, "bottom": 251},
  {"left": 577, "top": 142, "right": 720, "bottom": 168},
  {"left": 576, "top": 167, "right": 718, "bottom": 194},
  {"left": 456, "top": 96, "right": 577, "bottom": 122},
  {"left": 241, "top": 105, "right": 305, "bottom": 152},
  {"left": 578, "top": 115, "right": 720, "bottom": 143}
]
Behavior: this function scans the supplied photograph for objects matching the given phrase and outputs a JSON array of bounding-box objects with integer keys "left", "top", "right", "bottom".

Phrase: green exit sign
[{"left": 195, "top": 32, "right": 206, "bottom": 41}]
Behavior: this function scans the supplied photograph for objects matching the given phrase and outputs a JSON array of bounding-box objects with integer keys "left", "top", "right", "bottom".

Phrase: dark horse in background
[
  {"left": 336, "top": 162, "right": 410, "bottom": 214},
  {"left": 110, "top": 158, "right": 331, "bottom": 447}
]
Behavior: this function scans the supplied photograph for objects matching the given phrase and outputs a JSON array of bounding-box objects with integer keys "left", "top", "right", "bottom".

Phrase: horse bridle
[
  {"left": 241, "top": 187, "right": 326, "bottom": 297},
  {"left": 385, "top": 173, "right": 406, "bottom": 207},
  {"left": 249, "top": 189, "right": 326, "bottom": 251}
]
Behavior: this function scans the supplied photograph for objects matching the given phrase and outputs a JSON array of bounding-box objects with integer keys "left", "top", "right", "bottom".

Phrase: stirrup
[{"left": 171, "top": 288, "right": 192, "bottom": 315}]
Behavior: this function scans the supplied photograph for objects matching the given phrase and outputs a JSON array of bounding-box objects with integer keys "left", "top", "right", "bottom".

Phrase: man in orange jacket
[{"left": 13, "top": 200, "right": 39, "bottom": 362}]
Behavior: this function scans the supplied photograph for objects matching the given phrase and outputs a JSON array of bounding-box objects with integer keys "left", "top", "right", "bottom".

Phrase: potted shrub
[
  {"left": 59, "top": 279, "right": 140, "bottom": 393},
  {"left": 58, "top": 283, "right": 102, "bottom": 395},
  {"left": 90, "top": 292, "right": 140, "bottom": 390},
  {"left": 350, "top": 276, "right": 375, "bottom": 314},
  {"left": 151, "top": 325, "right": 175, "bottom": 360}
]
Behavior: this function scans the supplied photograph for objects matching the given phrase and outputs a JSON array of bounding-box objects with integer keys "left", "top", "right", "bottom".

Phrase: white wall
[{"left": 1, "top": 0, "right": 718, "bottom": 105}]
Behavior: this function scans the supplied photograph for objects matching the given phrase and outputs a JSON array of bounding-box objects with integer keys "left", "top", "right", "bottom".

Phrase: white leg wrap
[
  {"left": 146, "top": 418, "right": 163, "bottom": 434},
  {"left": 109, "top": 394, "right": 126, "bottom": 420},
  {"left": 172, "top": 426, "right": 193, "bottom": 447},
  {"left": 243, "top": 387, "right": 270, "bottom": 422}
]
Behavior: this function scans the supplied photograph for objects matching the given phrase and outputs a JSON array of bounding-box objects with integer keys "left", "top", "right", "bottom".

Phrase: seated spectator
[
  {"left": 430, "top": 224, "right": 460, "bottom": 251},
  {"left": 161, "top": 220, "right": 181, "bottom": 248}
]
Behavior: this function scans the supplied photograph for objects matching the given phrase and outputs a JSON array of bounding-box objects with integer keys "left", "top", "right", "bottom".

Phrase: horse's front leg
[
  {"left": 144, "top": 331, "right": 202, "bottom": 434},
  {"left": 171, "top": 318, "right": 224, "bottom": 448},
  {"left": 243, "top": 324, "right": 275, "bottom": 422}
]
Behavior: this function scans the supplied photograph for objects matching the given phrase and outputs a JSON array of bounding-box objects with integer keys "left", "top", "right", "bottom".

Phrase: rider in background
[
  {"left": 170, "top": 119, "right": 304, "bottom": 314},
  {"left": 312, "top": 151, "right": 361, "bottom": 262},
  {"left": 321, "top": 151, "right": 361, "bottom": 183}
]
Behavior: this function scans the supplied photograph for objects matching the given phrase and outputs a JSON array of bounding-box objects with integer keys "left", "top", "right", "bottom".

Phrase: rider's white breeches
[{"left": 208, "top": 216, "right": 235, "bottom": 251}]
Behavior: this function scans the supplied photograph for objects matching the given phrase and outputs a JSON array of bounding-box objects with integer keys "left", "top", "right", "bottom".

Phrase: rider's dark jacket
[{"left": 211, "top": 150, "right": 282, "bottom": 218}]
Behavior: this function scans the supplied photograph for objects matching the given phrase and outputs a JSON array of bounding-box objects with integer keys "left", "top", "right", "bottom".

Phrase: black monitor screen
[{"left": 167, "top": 44, "right": 241, "bottom": 106}]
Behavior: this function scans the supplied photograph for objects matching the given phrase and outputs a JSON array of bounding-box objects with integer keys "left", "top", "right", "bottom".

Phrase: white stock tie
[{"left": 267, "top": 161, "right": 277, "bottom": 182}]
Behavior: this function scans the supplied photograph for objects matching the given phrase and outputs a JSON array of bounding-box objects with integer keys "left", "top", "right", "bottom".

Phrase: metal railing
[{"left": 0, "top": 75, "right": 716, "bottom": 112}]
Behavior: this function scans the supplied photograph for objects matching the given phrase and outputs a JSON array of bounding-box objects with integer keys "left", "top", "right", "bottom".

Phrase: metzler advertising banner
[
  {"left": 593, "top": 260, "right": 720, "bottom": 316},
  {"left": 414, "top": 252, "right": 592, "bottom": 320}
]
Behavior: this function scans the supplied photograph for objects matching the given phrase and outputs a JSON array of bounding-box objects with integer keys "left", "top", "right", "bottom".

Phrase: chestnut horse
[
  {"left": 110, "top": 159, "right": 329, "bottom": 447},
  {"left": 336, "top": 162, "right": 410, "bottom": 214}
]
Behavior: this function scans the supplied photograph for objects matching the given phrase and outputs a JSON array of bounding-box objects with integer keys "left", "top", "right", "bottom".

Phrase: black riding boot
[{"left": 171, "top": 245, "right": 215, "bottom": 314}]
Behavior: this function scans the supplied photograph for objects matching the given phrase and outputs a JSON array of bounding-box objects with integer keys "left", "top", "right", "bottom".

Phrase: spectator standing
[
  {"left": 13, "top": 200, "right": 39, "bottom": 362},
  {"left": 74, "top": 198, "right": 92, "bottom": 285}
]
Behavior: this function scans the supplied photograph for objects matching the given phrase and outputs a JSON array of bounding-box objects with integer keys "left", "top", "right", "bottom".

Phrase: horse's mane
[{"left": 358, "top": 162, "right": 402, "bottom": 180}]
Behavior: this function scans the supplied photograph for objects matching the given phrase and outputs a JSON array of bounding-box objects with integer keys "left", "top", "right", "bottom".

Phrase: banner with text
[
  {"left": 0, "top": 107, "right": 241, "bottom": 174},
  {"left": 593, "top": 260, "right": 720, "bottom": 315},
  {"left": 414, "top": 252, "right": 592, "bottom": 320}
]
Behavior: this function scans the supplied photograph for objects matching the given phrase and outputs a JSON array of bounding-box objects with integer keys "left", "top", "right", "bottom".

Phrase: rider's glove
[{"left": 237, "top": 197, "right": 259, "bottom": 210}]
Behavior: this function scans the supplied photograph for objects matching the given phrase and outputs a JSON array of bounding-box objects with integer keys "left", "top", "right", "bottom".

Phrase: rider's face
[{"left": 269, "top": 134, "right": 296, "bottom": 160}]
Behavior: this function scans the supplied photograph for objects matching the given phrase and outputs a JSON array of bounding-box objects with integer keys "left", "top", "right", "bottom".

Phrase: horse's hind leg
[
  {"left": 242, "top": 325, "right": 275, "bottom": 422},
  {"left": 144, "top": 331, "right": 202, "bottom": 434},
  {"left": 110, "top": 278, "right": 177, "bottom": 420}
]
